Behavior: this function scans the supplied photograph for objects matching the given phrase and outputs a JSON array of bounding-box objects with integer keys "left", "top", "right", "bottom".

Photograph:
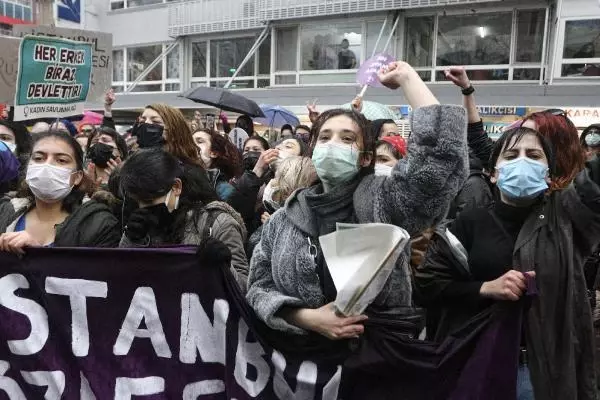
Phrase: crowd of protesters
[{"left": 2, "top": 61, "right": 600, "bottom": 400}]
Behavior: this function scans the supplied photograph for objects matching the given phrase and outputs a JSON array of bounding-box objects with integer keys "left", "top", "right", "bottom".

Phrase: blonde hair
[
  {"left": 146, "top": 104, "right": 201, "bottom": 166},
  {"left": 271, "top": 156, "right": 318, "bottom": 203}
]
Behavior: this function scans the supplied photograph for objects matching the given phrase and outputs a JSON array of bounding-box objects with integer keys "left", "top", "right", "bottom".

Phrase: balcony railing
[
  {"left": 257, "top": 0, "right": 498, "bottom": 20},
  {"left": 168, "top": 0, "right": 262, "bottom": 37},
  {"left": 168, "top": 0, "right": 499, "bottom": 37}
]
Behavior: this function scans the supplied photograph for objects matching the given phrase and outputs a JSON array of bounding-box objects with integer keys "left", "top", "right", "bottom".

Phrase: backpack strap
[{"left": 201, "top": 208, "right": 222, "bottom": 240}]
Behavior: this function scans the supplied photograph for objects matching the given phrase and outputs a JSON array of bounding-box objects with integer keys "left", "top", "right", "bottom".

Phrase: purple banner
[
  {"left": 0, "top": 248, "right": 341, "bottom": 399},
  {"left": 356, "top": 53, "right": 394, "bottom": 87},
  {"left": 0, "top": 247, "right": 521, "bottom": 399}
]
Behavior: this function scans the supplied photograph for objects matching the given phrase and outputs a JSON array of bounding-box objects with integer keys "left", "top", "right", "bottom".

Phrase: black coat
[
  {"left": 0, "top": 198, "right": 121, "bottom": 247},
  {"left": 416, "top": 159, "right": 600, "bottom": 400}
]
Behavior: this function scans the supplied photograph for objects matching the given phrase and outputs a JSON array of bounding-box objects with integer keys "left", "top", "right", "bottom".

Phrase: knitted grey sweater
[{"left": 247, "top": 104, "right": 468, "bottom": 334}]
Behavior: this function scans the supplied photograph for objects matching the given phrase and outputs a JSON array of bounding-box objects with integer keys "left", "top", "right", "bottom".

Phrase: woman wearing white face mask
[
  {"left": 118, "top": 149, "right": 249, "bottom": 292},
  {"left": 247, "top": 61, "right": 468, "bottom": 340},
  {"left": 415, "top": 127, "right": 600, "bottom": 400},
  {"left": 374, "top": 136, "right": 407, "bottom": 176},
  {"left": 0, "top": 131, "right": 121, "bottom": 253}
]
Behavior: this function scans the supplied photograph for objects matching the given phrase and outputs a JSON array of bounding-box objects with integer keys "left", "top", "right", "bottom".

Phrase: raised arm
[
  {"left": 445, "top": 67, "right": 493, "bottom": 169},
  {"left": 368, "top": 62, "right": 468, "bottom": 235},
  {"left": 102, "top": 89, "right": 116, "bottom": 130}
]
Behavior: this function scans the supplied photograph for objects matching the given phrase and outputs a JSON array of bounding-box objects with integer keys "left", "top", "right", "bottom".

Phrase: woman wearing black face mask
[
  {"left": 119, "top": 149, "right": 249, "bottom": 292},
  {"left": 85, "top": 127, "right": 128, "bottom": 190},
  {"left": 228, "top": 136, "right": 280, "bottom": 237}
]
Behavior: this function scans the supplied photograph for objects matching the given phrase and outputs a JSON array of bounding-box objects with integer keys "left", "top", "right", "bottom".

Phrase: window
[
  {"left": 437, "top": 13, "right": 512, "bottom": 66},
  {"left": 516, "top": 10, "right": 545, "bottom": 63},
  {"left": 560, "top": 19, "right": 600, "bottom": 78},
  {"left": 110, "top": 0, "right": 165, "bottom": 9},
  {"left": 191, "top": 42, "right": 207, "bottom": 78},
  {"left": 190, "top": 34, "right": 271, "bottom": 89},
  {"left": 276, "top": 28, "right": 297, "bottom": 71},
  {"left": 300, "top": 23, "right": 362, "bottom": 70},
  {"left": 111, "top": 43, "right": 181, "bottom": 92},
  {"left": 405, "top": 9, "right": 546, "bottom": 82},
  {"left": 128, "top": 45, "right": 163, "bottom": 81},
  {"left": 112, "top": 50, "right": 124, "bottom": 82},
  {"left": 405, "top": 17, "right": 434, "bottom": 68},
  {"left": 210, "top": 38, "right": 254, "bottom": 78}
]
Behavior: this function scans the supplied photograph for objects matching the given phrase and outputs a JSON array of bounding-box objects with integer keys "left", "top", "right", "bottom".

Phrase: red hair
[{"left": 523, "top": 112, "right": 584, "bottom": 190}]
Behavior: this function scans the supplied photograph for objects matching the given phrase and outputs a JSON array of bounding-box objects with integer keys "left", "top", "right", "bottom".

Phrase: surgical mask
[
  {"left": 0, "top": 141, "right": 16, "bottom": 153},
  {"left": 496, "top": 157, "right": 549, "bottom": 201},
  {"left": 262, "top": 182, "right": 280, "bottom": 213},
  {"left": 135, "top": 123, "right": 165, "bottom": 149},
  {"left": 26, "top": 163, "right": 75, "bottom": 203},
  {"left": 312, "top": 142, "right": 360, "bottom": 185},
  {"left": 374, "top": 164, "right": 393, "bottom": 177},
  {"left": 585, "top": 133, "right": 600, "bottom": 147}
]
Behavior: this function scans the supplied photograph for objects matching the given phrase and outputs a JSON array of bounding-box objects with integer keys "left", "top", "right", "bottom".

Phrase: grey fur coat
[{"left": 246, "top": 104, "right": 468, "bottom": 334}]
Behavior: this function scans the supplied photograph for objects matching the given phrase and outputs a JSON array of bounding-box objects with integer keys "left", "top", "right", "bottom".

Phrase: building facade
[{"left": 71, "top": 0, "right": 600, "bottom": 122}]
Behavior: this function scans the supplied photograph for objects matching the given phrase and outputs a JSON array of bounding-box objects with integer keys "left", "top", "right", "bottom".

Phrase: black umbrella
[{"left": 180, "top": 86, "right": 265, "bottom": 118}]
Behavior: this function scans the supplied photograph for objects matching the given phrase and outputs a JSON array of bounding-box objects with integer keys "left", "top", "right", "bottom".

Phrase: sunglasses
[{"left": 542, "top": 109, "right": 567, "bottom": 118}]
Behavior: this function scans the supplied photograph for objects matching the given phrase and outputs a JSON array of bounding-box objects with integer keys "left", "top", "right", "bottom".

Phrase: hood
[{"left": 204, "top": 200, "right": 248, "bottom": 241}]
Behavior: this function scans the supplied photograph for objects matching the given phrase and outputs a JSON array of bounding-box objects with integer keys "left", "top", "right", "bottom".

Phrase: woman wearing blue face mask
[
  {"left": 118, "top": 149, "right": 249, "bottom": 292},
  {"left": 415, "top": 127, "right": 600, "bottom": 400},
  {"left": 0, "top": 130, "right": 121, "bottom": 253},
  {"left": 247, "top": 61, "right": 469, "bottom": 340}
]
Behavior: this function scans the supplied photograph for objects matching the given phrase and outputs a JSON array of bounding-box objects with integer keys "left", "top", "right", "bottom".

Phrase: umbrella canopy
[
  {"left": 254, "top": 104, "right": 300, "bottom": 128},
  {"left": 341, "top": 100, "right": 399, "bottom": 121},
  {"left": 180, "top": 87, "right": 265, "bottom": 118}
]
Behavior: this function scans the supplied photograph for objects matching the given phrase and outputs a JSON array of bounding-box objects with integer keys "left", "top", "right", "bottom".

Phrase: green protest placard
[{"left": 13, "top": 35, "right": 93, "bottom": 121}]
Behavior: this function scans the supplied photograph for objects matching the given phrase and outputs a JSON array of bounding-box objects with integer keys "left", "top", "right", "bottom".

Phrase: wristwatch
[{"left": 461, "top": 85, "right": 475, "bottom": 96}]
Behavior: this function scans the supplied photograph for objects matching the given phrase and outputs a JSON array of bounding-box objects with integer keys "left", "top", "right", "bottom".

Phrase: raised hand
[{"left": 444, "top": 67, "right": 471, "bottom": 90}]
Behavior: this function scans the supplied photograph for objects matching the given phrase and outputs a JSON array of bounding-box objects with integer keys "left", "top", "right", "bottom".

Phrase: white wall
[
  {"left": 559, "top": 0, "right": 600, "bottom": 18},
  {"left": 100, "top": 4, "right": 171, "bottom": 47}
]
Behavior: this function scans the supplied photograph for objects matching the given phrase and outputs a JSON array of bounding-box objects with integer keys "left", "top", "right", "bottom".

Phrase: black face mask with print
[
  {"left": 135, "top": 123, "right": 165, "bottom": 149},
  {"left": 87, "top": 143, "right": 115, "bottom": 168}
]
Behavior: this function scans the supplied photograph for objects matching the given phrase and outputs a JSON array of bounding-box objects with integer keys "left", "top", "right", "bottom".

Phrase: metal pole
[
  {"left": 223, "top": 23, "right": 270, "bottom": 89},
  {"left": 369, "top": 14, "right": 389, "bottom": 58},
  {"left": 358, "top": 13, "right": 400, "bottom": 98},
  {"left": 125, "top": 38, "right": 181, "bottom": 93}
]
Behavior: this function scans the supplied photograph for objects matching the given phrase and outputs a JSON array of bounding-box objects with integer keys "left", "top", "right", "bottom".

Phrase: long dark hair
[
  {"left": 196, "top": 129, "right": 243, "bottom": 180},
  {"left": 310, "top": 109, "right": 374, "bottom": 172},
  {"left": 236, "top": 115, "right": 254, "bottom": 136},
  {"left": 119, "top": 149, "right": 218, "bottom": 243},
  {"left": 243, "top": 136, "right": 270, "bottom": 153},
  {"left": 490, "top": 127, "right": 556, "bottom": 180},
  {"left": 18, "top": 130, "right": 87, "bottom": 213}
]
